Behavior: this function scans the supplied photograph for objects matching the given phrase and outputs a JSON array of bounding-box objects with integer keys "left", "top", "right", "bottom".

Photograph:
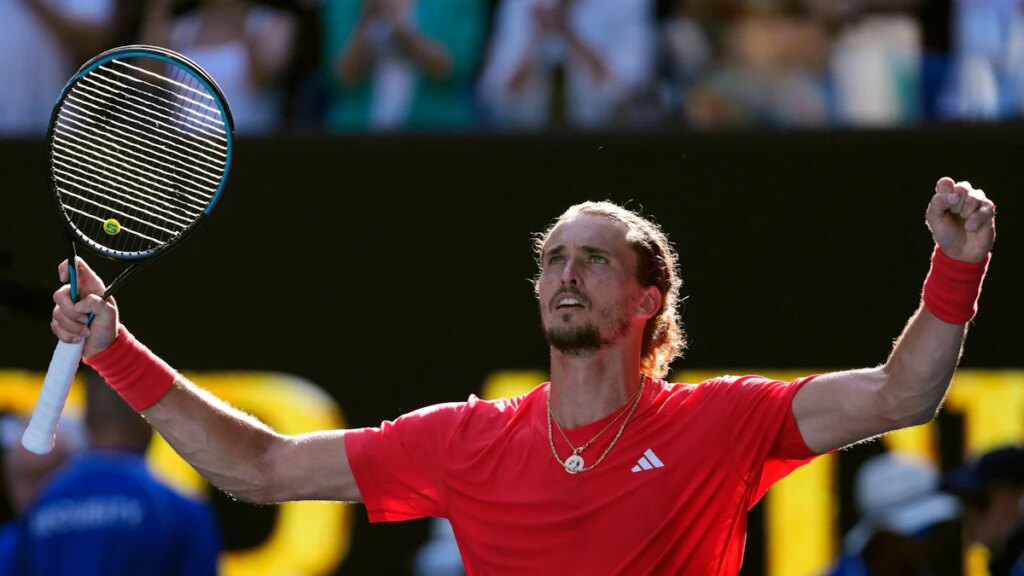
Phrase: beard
[
  {"left": 545, "top": 322, "right": 603, "bottom": 355},
  {"left": 544, "top": 307, "right": 632, "bottom": 356}
]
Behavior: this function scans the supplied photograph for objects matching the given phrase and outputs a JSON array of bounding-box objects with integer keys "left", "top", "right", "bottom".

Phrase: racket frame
[{"left": 47, "top": 44, "right": 235, "bottom": 300}]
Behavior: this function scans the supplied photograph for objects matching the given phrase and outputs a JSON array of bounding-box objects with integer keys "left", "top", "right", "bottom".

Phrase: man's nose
[{"left": 560, "top": 257, "right": 580, "bottom": 285}]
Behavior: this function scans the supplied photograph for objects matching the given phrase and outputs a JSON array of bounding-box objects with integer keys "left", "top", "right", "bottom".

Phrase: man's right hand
[{"left": 51, "top": 258, "right": 119, "bottom": 358}]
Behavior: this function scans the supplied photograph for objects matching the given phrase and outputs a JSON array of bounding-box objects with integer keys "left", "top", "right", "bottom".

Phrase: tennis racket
[{"left": 22, "top": 45, "right": 234, "bottom": 455}]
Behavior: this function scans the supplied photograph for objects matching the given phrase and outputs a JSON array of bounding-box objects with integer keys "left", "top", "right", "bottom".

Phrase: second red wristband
[
  {"left": 82, "top": 326, "right": 177, "bottom": 412},
  {"left": 921, "top": 247, "right": 990, "bottom": 324}
]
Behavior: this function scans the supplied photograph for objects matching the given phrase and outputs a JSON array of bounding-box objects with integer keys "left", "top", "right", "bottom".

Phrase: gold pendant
[{"left": 564, "top": 454, "right": 585, "bottom": 474}]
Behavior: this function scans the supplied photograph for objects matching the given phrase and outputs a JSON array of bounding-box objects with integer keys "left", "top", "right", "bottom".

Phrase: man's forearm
[
  {"left": 878, "top": 244, "right": 989, "bottom": 424},
  {"left": 793, "top": 233, "right": 991, "bottom": 453},
  {"left": 879, "top": 305, "right": 967, "bottom": 426},
  {"left": 85, "top": 327, "right": 360, "bottom": 504},
  {"left": 142, "top": 377, "right": 286, "bottom": 503}
]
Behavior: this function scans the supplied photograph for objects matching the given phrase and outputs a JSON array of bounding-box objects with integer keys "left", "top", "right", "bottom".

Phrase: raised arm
[
  {"left": 50, "top": 259, "right": 361, "bottom": 504},
  {"left": 792, "top": 177, "right": 996, "bottom": 453}
]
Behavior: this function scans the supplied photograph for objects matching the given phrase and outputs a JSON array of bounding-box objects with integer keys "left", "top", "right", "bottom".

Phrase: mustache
[{"left": 550, "top": 287, "right": 590, "bottom": 309}]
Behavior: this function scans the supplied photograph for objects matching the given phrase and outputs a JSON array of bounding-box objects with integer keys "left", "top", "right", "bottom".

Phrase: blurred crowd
[{"left": 2, "top": 0, "right": 1024, "bottom": 135}]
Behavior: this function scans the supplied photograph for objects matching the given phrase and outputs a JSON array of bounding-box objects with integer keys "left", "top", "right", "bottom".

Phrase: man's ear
[{"left": 636, "top": 286, "right": 662, "bottom": 319}]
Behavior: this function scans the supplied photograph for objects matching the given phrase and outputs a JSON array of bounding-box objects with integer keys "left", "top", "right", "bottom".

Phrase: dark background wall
[{"left": 1, "top": 126, "right": 1021, "bottom": 574}]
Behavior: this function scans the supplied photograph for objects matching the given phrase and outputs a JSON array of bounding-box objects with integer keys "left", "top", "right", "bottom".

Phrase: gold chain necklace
[{"left": 546, "top": 375, "right": 645, "bottom": 474}]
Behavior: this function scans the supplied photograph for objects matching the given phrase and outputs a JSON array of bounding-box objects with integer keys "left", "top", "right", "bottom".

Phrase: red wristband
[
  {"left": 83, "top": 326, "right": 177, "bottom": 412},
  {"left": 922, "top": 247, "right": 990, "bottom": 324}
]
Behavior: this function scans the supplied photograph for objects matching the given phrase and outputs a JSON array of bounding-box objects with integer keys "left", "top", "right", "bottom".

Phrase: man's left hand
[{"left": 926, "top": 177, "right": 996, "bottom": 263}]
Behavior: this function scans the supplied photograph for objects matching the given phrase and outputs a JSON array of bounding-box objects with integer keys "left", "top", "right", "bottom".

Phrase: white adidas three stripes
[{"left": 631, "top": 449, "right": 665, "bottom": 473}]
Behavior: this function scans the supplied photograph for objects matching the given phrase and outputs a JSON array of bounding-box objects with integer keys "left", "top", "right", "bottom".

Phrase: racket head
[{"left": 47, "top": 45, "right": 234, "bottom": 264}]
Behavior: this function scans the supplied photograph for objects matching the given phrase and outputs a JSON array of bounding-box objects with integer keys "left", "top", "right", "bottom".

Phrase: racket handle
[{"left": 22, "top": 339, "right": 84, "bottom": 455}]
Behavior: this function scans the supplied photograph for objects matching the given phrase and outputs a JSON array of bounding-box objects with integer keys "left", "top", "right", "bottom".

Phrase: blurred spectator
[
  {"left": 275, "top": 2, "right": 328, "bottom": 128},
  {"left": 681, "top": 9, "right": 831, "bottom": 127},
  {"left": 0, "top": 416, "right": 80, "bottom": 576},
  {"left": 0, "top": 0, "right": 113, "bottom": 135},
  {"left": 830, "top": 14, "right": 922, "bottom": 126},
  {"left": 825, "top": 452, "right": 961, "bottom": 576},
  {"left": 11, "top": 370, "right": 221, "bottom": 575},
  {"left": 479, "top": 0, "right": 659, "bottom": 129},
  {"left": 142, "top": 0, "right": 298, "bottom": 134},
  {"left": 944, "top": 446, "right": 1024, "bottom": 576},
  {"left": 322, "top": 0, "right": 487, "bottom": 131},
  {"left": 659, "top": 0, "right": 714, "bottom": 124},
  {"left": 944, "top": 0, "right": 1024, "bottom": 120}
]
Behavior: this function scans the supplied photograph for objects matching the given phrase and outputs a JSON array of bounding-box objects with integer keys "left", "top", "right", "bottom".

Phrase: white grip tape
[{"left": 22, "top": 339, "right": 84, "bottom": 455}]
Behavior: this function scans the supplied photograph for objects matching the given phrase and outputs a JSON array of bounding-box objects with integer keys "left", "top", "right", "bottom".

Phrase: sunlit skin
[{"left": 536, "top": 215, "right": 662, "bottom": 429}]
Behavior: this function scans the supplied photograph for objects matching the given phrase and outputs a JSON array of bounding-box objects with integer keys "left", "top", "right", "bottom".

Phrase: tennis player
[{"left": 50, "top": 176, "right": 995, "bottom": 574}]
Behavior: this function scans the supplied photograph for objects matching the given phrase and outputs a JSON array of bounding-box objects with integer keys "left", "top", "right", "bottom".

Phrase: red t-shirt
[{"left": 345, "top": 375, "right": 820, "bottom": 575}]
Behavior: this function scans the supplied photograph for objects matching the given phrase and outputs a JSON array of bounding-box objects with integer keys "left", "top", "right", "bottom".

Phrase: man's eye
[
  {"left": 547, "top": 255, "right": 565, "bottom": 265},
  {"left": 589, "top": 255, "right": 607, "bottom": 264}
]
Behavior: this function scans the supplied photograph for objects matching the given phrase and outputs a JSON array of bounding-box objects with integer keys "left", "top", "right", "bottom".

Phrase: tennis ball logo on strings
[{"left": 103, "top": 218, "right": 121, "bottom": 236}]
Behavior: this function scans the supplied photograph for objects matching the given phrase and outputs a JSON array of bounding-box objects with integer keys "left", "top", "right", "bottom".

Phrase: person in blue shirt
[
  {"left": 12, "top": 368, "right": 221, "bottom": 576},
  {"left": 0, "top": 415, "right": 79, "bottom": 576}
]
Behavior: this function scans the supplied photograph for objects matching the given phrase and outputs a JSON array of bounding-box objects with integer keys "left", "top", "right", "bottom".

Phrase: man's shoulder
[
  {"left": 676, "top": 374, "right": 810, "bottom": 394},
  {"left": 462, "top": 383, "right": 544, "bottom": 420},
  {"left": 438, "top": 384, "right": 545, "bottom": 441},
  {"left": 653, "top": 374, "right": 796, "bottom": 410}
]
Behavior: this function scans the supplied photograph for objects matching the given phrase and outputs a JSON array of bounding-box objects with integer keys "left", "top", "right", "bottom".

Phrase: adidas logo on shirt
[{"left": 631, "top": 449, "right": 665, "bottom": 473}]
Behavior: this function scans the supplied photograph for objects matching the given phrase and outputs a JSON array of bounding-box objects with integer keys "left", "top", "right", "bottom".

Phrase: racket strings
[
  {"left": 68, "top": 80, "right": 226, "bottom": 163},
  {"left": 80, "top": 74, "right": 226, "bottom": 147},
  {"left": 94, "top": 64, "right": 225, "bottom": 133},
  {"left": 52, "top": 55, "right": 229, "bottom": 257},
  {"left": 52, "top": 122, "right": 212, "bottom": 207},
  {"left": 60, "top": 100, "right": 226, "bottom": 182}
]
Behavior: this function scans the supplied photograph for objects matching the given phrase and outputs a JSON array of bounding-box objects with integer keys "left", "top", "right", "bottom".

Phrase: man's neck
[{"left": 548, "top": 346, "right": 644, "bottom": 428}]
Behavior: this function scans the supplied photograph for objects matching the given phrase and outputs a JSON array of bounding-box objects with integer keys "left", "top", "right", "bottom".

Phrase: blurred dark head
[
  {"left": 943, "top": 445, "right": 1024, "bottom": 551},
  {"left": 943, "top": 446, "right": 1024, "bottom": 503},
  {"left": 84, "top": 368, "right": 152, "bottom": 453}
]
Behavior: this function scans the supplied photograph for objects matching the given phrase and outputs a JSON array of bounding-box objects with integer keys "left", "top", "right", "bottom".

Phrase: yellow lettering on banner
[
  {"left": 0, "top": 370, "right": 351, "bottom": 576},
  {"left": 0, "top": 370, "right": 85, "bottom": 420},
  {"left": 944, "top": 371, "right": 1024, "bottom": 452},
  {"left": 881, "top": 423, "right": 936, "bottom": 462}
]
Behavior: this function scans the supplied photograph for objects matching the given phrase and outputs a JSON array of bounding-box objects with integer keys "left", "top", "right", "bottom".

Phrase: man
[
  {"left": 49, "top": 176, "right": 995, "bottom": 574},
  {"left": 0, "top": 417, "right": 78, "bottom": 576},
  {"left": 944, "top": 446, "right": 1024, "bottom": 576},
  {"left": 12, "top": 370, "right": 220, "bottom": 576}
]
